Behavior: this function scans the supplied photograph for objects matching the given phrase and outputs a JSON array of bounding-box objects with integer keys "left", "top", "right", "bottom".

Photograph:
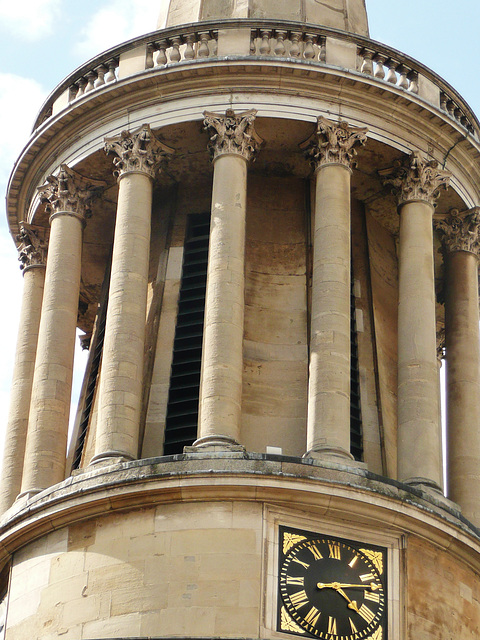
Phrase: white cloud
[
  {"left": 0, "top": 72, "right": 47, "bottom": 469},
  {"left": 0, "top": 0, "right": 62, "bottom": 41},
  {"left": 0, "top": 73, "right": 47, "bottom": 186},
  {"left": 75, "top": 0, "right": 161, "bottom": 60}
]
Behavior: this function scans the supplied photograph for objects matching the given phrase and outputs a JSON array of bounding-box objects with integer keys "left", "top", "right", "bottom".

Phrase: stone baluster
[
  {"left": 435, "top": 208, "right": 480, "bottom": 524},
  {"left": 0, "top": 225, "right": 47, "bottom": 513},
  {"left": 91, "top": 125, "right": 174, "bottom": 465},
  {"left": 301, "top": 117, "right": 367, "bottom": 461},
  {"left": 155, "top": 40, "right": 168, "bottom": 66},
  {"left": 383, "top": 152, "right": 450, "bottom": 492},
  {"left": 193, "top": 109, "right": 263, "bottom": 450},
  {"left": 20, "top": 166, "right": 105, "bottom": 497}
]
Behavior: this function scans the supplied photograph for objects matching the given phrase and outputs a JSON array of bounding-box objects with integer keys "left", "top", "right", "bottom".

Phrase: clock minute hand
[
  {"left": 316, "top": 582, "right": 360, "bottom": 613},
  {"left": 317, "top": 582, "right": 380, "bottom": 591}
]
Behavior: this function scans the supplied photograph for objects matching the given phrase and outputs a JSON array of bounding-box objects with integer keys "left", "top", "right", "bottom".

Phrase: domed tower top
[{"left": 159, "top": 0, "right": 369, "bottom": 36}]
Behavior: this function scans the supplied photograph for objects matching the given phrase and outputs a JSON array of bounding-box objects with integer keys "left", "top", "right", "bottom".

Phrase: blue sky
[{"left": 0, "top": 0, "right": 478, "bottom": 463}]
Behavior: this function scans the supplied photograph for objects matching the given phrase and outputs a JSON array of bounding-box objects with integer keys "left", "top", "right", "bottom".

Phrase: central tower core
[{"left": 160, "top": 0, "right": 369, "bottom": 36}]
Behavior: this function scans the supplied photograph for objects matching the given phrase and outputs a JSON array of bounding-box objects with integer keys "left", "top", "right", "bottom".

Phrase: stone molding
[
  {"left": 300, "top": 116, "right": 368, "bottom": 170},
  {"left": 381, "top": 151, "right": 451, "bottom": 208},
  {"left": 434, "top": 208, "right": 480, "bottom": 256},
  {"left": 16, "top": 222, "right": 47, "bottom": 271},
  {"left": 203, "top": 108, "right": 264, "bottom": 161},
  {"left": 104, "top": 123, "right": 174, "bottom": 180},
  {"left": 38, "top": 164, "right": 106, "bottom": 222}
]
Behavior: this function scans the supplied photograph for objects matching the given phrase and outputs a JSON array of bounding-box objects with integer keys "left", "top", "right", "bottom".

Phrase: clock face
[{"left": 278, "top": 528, "right": 387, "bottom": 640}]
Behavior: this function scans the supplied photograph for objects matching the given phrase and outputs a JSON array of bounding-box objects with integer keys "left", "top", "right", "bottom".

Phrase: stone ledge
[{"left": 0, "top": 452, "right": 479, "bottom": 575}]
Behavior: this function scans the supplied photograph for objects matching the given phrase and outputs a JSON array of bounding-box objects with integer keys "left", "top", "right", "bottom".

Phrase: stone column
[
  {"left": 193, "top": 109, "right": 263, "bottom": 449},
  {"left": 91, "top": 125, "right": 173, "bottom": 465},
  {"left": 0, "top": 225, "right": 47, "bottom": 513},
  {"left": 21, "top": 166, "right": 105, "bottom": 497},
  {"left": 383, "top": 152, "right": 450, "bottom": 491},
  {"left": 435, "top": 208, "right": 480, "bottom": 523},
  {"left": 301, "top": 117, "right": 367, "bottom": 461}
]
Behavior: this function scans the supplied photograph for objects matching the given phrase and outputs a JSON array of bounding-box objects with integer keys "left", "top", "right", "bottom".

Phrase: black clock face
[{"left": 278, "top": 528, "right": 387, "bottom": 640}]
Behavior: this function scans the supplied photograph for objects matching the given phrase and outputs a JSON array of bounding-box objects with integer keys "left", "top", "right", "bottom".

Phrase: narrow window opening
[
  {"left": 163, "top": 213, "right": 210, "bottom": 455},
  {"left": 350, "top": 267, "right": 363, "bottom": 461}
]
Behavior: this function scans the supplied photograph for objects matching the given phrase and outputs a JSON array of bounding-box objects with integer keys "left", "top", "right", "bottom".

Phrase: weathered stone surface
[{"left": 162, "top": 0, "right": 369, "bottom": 35}]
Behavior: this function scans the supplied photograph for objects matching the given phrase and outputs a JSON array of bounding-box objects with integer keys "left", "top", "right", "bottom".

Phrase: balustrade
[
  {"left": 250, "top": 28, "right": 326, "bottom": 62},
  {"left": 69, "top": 59, "right": 119, "bottom": 102},
  {"left": 32, "top": 20, "right": 478, "bottom": 140},
  {"left": 440, "top": 92, "right": 475, "bottom": 133},
  {"left": 147, "top": 31, "right": 217, "bottom": 68},
  {"left": 358, "top": 47, "right": 418, "bottom": 94}
]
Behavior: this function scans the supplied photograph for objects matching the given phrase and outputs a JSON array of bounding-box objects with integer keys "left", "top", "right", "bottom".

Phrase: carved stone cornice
[
  {"left": 300, "top": 116, "right": 368, "bottom": 171},
  {"left": 38, "top": 164, "right": 106, "bottom": 222},
  {"left": 434, "top": 208, "right": 480, "bottom": 256},
  {"left": 381, "top": 151, "right": 451, "bottom": 208},
  {"left": 203, "top": 108, "right": 264, "bottom": 162},
  {"left": 16, "top": 223, "right": 47, "bottom": 271},
  {"left": 104, "top": 124, "right": 174, "bottom": 180}
]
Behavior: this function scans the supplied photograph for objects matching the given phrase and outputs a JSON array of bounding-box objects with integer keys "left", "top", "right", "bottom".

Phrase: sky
[{"left": 0, "top": 0, "right": 479, "bottom": 468}]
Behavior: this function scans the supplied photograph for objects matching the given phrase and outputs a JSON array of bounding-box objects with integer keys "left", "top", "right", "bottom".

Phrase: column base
[
  {"left": 186, "top": 435, "right": 245, "bottom": 453},
  {"left": 303, "top": 446, "right": 364, "bottom": 467},
  {"left": 402, "top": 476, "right": 443, "bottom": 494},
  {"left": 89, "top": 451, "right": 135, "bottom": 467},
  {"left": 402, "top": 476, "right": 460, "bottom": 510}
]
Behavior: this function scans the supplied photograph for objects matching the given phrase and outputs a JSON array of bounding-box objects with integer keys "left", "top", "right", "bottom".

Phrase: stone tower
[{"left": 1, "top": 0, "right": 480, "bottom": 638}]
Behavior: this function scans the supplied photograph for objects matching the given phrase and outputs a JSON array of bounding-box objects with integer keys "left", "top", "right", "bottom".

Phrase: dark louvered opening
[
  {"left": 350, "top": 269, "right": 363, "bottom": 462},
  {"left": 163, "top": 213, "right": 210, "bottom": 455},
  {"left": 72, "top": 268, "right": 110, "bottom": 470}
]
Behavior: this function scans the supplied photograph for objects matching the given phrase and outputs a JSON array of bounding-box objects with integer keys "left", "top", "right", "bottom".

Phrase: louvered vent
[
  {"left": 163, "top": 213, "right": 210, "bottom": 455},
  {"left": 350, "top": 274, "right": 363, "bottom": 461},
  {"left": 72, "top": 285, "right": 109, "bottom": 470}
]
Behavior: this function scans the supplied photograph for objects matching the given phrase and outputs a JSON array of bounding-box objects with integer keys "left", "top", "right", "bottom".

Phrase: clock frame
[{"left": 277, "top": 526, "right": 388, "bottom": 640}]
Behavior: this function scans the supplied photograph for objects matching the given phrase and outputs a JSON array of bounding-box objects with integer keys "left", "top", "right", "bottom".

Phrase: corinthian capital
[
  {"left": 300, "top": 116, "right": 368, "bottom": 171},
  {"left": 16, "top": 223, "right": 47, "bottom": 271},
  {"left": 434, "top": 207, "right": 480, "bottom": 256},
  {"left": 104, "top": 124, "right": 174, "bottom": 180},
  {"left": 381, "top": 151, "right": 451, "bottom": 208},
  {"left": 203, "top": 108, "right": 264, "bottom": 162},
  {"left": 38, "top": 165, "right": 106, "bottom": 221}
]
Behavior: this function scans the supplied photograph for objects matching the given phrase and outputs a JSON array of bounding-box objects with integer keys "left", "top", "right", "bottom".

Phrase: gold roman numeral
[
  {"left": 328, "top": 543, "right": 341, "bottom": 560},
  {"left": 292, "top": 557, "right": 310, "bottom": 570},
  {"left": 290, "top": 590, "right": 309, "bottom": 609},
  {"left": 309, "top": 544, "right": 323, "bottom": 560},
  {"left": 304, "top": 606, "right": 321, "bottom": 627},
  {"left": 327, "top": 616, "right": 337, "bottom": 634},
  {"left": 360, "top": 572, "right": 375, "bottom": 583},
  {"left": 364, "top": 590, "right": 380, "bottom": 603},
  {"left": 348, "top": 555, "right": 358, "bottom": 568},
  {"left": 358, "top": 604, "right": 375, "bottom": 624},
  {"left": 349, "top": 618, "right": 358, "bottom": 633},
  {"left": 286, "top": 576, "right": 305, "bottom": 586}
]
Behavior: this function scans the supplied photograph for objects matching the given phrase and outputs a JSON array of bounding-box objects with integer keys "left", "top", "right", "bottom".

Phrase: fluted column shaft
[
  {"left": 384, "top": 152, "right": 450, "bottom": 490},
  {"left": 308, "top": 163, "right": 352, "bottom": 455},
  {"left": 437, "top": 208, "right": 480, "bottom": 524},
  {"left": 397, "top": 201, "right": 441, "bottom": 486},
  {"left": 0, "top": 226, "right": 46, "bottom": 512},
  {"left": 195, "top": 109, "right": 263, "bottom": 449},
  {"left": 93, "top": 172, "right": 153, "bottom": 462},
  {"left": 21, "top": 166, "right": 104, "bottom": 496},
  {"left": 92, "top": 125, "right": 173, "bottom": 464},
  {"left": 301, "top": 117, "right": 367, "bottom": 461}
]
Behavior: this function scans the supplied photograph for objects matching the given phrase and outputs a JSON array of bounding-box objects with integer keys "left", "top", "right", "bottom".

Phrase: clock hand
[
  {"left": 316, "top": 582, "right": 361, "bottom": 613},
  {"left": 317, "top": 582, "right": 380, "bottom": 591}
]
